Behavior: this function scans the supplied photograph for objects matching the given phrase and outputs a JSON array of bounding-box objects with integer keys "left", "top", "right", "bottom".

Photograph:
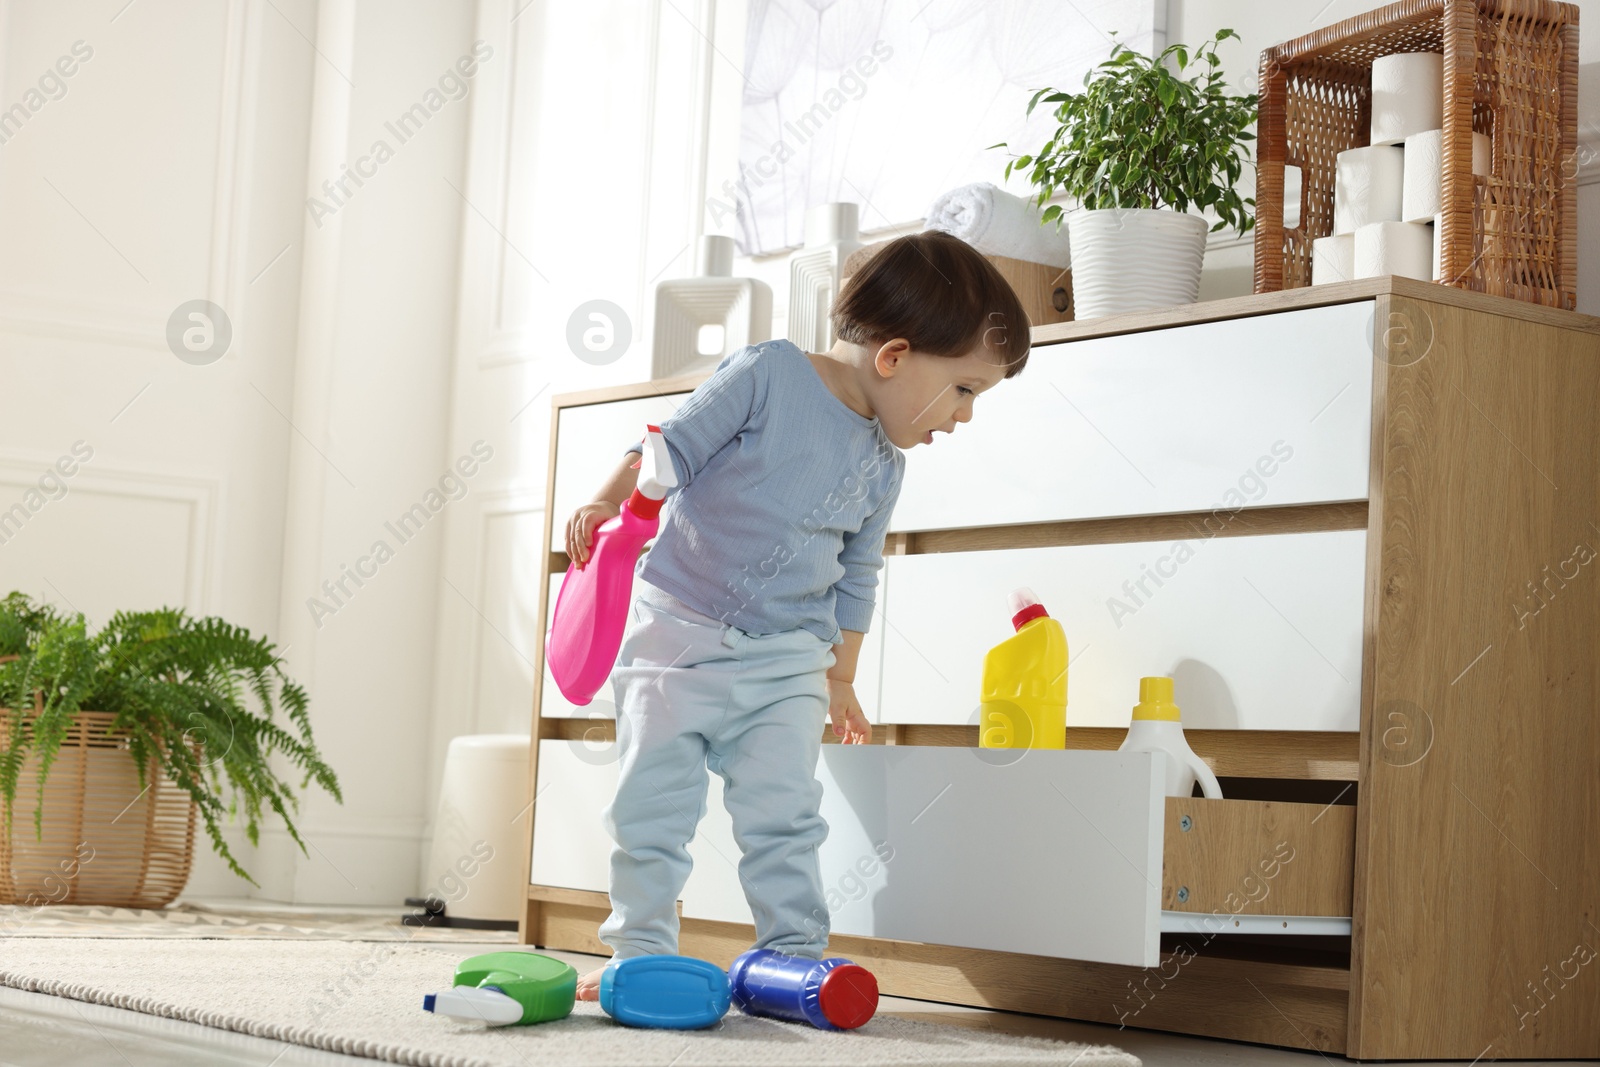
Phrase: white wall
[
  {"left": 261, "top": 0, "right": 481, "bottom": 903},
  {"left": 0, "top": 0, "right": 484, "bottom": 905},
  {"left": 0, "top": 1, "right": 304, "bottom": 635},
  {"left": 0, "top": 0, "right": 318, "bottom": 895}
]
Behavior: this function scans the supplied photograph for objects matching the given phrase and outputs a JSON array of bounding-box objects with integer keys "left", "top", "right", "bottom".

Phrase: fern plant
[
  {"left": 993, "top": 28, "right": 1259, "bottom": 236},
  {"left": 0, "top": 591, "right": 342, "bottom": 886}
]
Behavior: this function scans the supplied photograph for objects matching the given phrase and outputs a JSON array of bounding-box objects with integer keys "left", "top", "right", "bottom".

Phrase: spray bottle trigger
[{"left": 636, "top": 425, "right": 678, "bottom": 500}]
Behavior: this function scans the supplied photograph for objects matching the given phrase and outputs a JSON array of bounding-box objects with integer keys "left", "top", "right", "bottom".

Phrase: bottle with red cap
[
  {"left": 727, "top": 949, "right": 879, "bottom": 1031},
  {"left": 978, "top": 586, "right": 1068, "bottom": 749},
  {"left": 546, "top": 425, "right": 677, "bottom": 706}
]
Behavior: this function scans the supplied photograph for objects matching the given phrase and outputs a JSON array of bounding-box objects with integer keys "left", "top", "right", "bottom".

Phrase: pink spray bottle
[{"left": 546, "top": 425, "right": 678, "bottom": 706}]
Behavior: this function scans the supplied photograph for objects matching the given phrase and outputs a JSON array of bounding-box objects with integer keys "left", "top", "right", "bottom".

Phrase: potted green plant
[
  {"left": 0, "top": 592, "right": 341, "bottom": 905},
  {"left": 994, "top": 29, "right": 1259, "bottom": 318}
]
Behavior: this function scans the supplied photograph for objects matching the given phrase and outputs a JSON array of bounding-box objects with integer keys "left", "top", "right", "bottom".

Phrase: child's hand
[
  {"left": 566, "top": 501, "right": 621, "bottom": 568},
  {"left": 826, "top": 679, "right": 872, "bottom": 744}
]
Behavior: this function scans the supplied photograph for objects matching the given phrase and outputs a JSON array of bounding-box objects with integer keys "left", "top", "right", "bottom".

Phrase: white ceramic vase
[
  {"left": 787, "top": 202, "right": 861, "bottom": 353},
  {"left": 1064, "top": 207, "right": 1209, "bottom": 319},
  {"left": 651, "top": 234, "right": 773, "bottom": 380}
]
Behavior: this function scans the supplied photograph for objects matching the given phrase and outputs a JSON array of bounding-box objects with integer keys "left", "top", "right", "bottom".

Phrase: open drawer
[
  {"left": 810, "top": 747, "right": 1355, "bottom": 967},
  {"left": 529, "top": 741, "right": 1355, "bottom": 968}
]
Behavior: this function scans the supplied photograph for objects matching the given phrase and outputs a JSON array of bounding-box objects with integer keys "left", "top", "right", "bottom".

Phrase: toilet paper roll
[
  {"left": 1403, "top": 128, "right": 1490, "bottom": 222},
  {"left": 1311, "top": 234, "right": 1356, "bottom": 285},
  {"left": 1371, "top": 52, "right": 1443, "bottom": 146},
  {"left": 1354, "top": 220, "right": 1433, "bottom": 281},
  {"left": 1333, "top": 145, "right": 1405, "bottom": 235},
  {"left": 1283, "top": 164, "right": 1303, "bottom": 231},
  {"left": 1431, "top": 212, "right": 1442, "bottom": 280}
]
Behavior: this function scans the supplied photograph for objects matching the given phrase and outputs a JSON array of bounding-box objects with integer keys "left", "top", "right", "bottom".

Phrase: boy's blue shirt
[{"left": 623, "top": 339, "right": 904, "bottom": 645}]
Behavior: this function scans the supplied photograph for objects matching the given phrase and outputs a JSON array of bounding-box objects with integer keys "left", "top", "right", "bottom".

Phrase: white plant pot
[{"left": 1064, "top": 208, "right": 1209, "bottom": 319}]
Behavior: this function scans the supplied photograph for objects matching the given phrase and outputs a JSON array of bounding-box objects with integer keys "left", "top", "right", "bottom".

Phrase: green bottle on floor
[{"left": 422, "top": 951, "right": 577, "bottom": 1026}]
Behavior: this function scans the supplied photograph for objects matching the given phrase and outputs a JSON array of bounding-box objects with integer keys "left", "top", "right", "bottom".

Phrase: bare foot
[{"left": 576, "top": 966, "right": 605, "bottom": 1001}]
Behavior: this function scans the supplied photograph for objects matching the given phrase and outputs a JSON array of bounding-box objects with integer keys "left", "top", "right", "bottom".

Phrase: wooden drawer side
[{"left": 1161, "top": 797, "right": 1354, "bottom": 917}]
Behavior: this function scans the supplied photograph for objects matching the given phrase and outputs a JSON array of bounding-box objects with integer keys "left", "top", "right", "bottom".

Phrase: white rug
[
  {"left": 0, "top": 939, "right": 1140, "bottom": 1067},
  {"left": 0, "top": 900, "right": 513, "bottom": 942}
]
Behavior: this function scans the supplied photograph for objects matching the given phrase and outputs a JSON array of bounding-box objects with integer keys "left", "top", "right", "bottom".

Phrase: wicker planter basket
[
  {"left": 1, "top": 708, "right": 197, "bottom": 908},
  {"left": 1254, "top": 0, "right": 1580, "bottom": 309}
]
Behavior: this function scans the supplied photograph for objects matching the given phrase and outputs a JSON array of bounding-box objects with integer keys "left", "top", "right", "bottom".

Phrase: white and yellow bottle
[
  {"left": 978, "top": 587, "right": 1067, "bottom": 749},
  {"left": 1117, "top": 677, "right": 1223, "bottom": 799}
]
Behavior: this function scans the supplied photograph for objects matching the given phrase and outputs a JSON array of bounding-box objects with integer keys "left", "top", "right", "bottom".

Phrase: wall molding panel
[
  {"left": 0, "top": 0, "right": 260, "bottom": 352},
  {"left": 0, "top": 452, "right": 221, "bottom": 614},
  {"left": 0, "top": 287, "right": 168, "bottom": 350},
  {"left": 207, "top": 0, "right": 263, "bottom": 331}
]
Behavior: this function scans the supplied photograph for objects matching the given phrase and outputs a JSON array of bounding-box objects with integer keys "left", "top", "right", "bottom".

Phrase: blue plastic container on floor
[
  {"left": 728, "top": 949, "right": 879, "bottom": 1030},
  {"left": 598, "top": 955, "right": 730, "bottom": 1029}
]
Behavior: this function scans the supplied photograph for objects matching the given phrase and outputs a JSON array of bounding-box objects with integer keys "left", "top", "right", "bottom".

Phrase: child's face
[{"left": 870, "top": 341, "right": 1010, "bottom": 449}]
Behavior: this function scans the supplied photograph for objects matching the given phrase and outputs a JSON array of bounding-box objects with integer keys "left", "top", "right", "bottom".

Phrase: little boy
[{"left": 564, "top": 231, "right": 1032, "bottom": 997}]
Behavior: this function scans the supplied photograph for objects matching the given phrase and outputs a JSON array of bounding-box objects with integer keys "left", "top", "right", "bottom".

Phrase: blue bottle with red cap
[{"left": 728, "top": 949, "right": 879, "bottom": 1030}]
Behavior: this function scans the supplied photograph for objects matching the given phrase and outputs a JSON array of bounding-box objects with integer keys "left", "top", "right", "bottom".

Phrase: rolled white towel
[{"left": 923, "top": 182, "right": 1071, "bottom": 269}]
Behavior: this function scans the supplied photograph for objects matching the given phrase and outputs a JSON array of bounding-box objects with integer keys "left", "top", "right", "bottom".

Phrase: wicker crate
[
  {"left": 1, "top": 709, "right": 197, "bottom": 909},
  {"left": 1254, "top": 0, "right": 1580, "bottom": 309},
  {"left": 843, "top": 241, "right": 1074, "bottom": 327}
]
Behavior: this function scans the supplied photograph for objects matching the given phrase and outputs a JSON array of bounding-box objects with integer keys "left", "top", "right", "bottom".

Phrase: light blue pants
[{"left": 599, "top": 578, "right": 836, "bottom": 960}]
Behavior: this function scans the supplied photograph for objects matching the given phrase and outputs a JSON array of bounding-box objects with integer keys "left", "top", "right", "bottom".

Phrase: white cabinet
[
  {"left": 532, "top": 741, "right": 1350, "bottom": 968},
  {"left": 551, "top": 394, "right": 687, "bottom": 533},
  {"left": 540, "top": 573, "right": 611, "bottom": 720},
  {"left": 525, "top": 738, "right": 764, "bottom": 925},
  {"left": 891, "top": 301, "right": 1375, "bottom": 532},
  {"left": 679, "top": 773, "right": 753, "bottom": 925},
  {"left": 528, "top": 740, "right": 618, "bottom": 893},
  {"left": 542, "top": 573, "right": 887, "bottom": 721},
  {"left": 531, "top": 302, "right": 1375, "bottom": 973},
  {"left": 877, "top": 530, "right": 1366, "bottom": 731},
  {"left": 633, "top": 745, "right": 1171, "bottom": 968},
  {"left": 847, "top": 605, "right": 884, "bottom": 725},
  {"left": 816, "top": 746, "right": 1167, "bottom": 966}
]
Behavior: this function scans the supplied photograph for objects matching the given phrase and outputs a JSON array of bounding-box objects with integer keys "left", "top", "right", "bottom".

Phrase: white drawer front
[
  {"left": 551, "top": 394, "right": 686, "bottom": 536},
  {"left": 849, "top": 606, "right": 884, "bottom": 726},
  {"left": 531, "top": 742, "right": 1167, "bottom": 966},
  {"left": 818, "top": 745, "right": 1165, "bottom": 967},
  {"left": 542, "top": 573, "right": 886, "bottom": 722},
  {"left": 678, "top": 746, "right": 1167, "bottom": 967},
  {"left": 878, "top": 530, "right": 1366, "bottom": 731},
  {"left": 529, "top": 740, "right": 617, "bottom": 892},
  {"left": 679, "top": 773, "right": 754, "bottom": 925},
  {"left": 891, "top": 301, "right": 1374, "bottom": 532},
  {"left": 540, "top": 573, "right": 595, "bottom": 720}
]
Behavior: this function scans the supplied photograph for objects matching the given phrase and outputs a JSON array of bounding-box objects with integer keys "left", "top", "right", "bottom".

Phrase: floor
[{"left": 0, "top": 900, "right": 1575, "bottom": 1066}]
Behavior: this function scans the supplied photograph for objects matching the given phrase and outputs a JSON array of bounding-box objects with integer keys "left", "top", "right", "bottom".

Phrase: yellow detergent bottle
[{"left": 979, "top": 587, "right": 1068, "bottom": 749}]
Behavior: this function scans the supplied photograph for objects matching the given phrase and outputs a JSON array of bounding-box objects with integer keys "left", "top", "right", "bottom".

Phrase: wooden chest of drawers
[{"left": 519, "top": 277, "right": 1600, "bottom": 1059}]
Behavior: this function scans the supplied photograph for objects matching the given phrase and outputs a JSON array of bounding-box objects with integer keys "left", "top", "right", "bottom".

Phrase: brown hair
[{"left": 830, "top": 231, "right": 1031, "bottom": 378}]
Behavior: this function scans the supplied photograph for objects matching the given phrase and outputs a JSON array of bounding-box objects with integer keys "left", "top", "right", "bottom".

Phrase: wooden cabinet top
[{"left": 550, "top": 276, "right": 1600, "bottom": 411}]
